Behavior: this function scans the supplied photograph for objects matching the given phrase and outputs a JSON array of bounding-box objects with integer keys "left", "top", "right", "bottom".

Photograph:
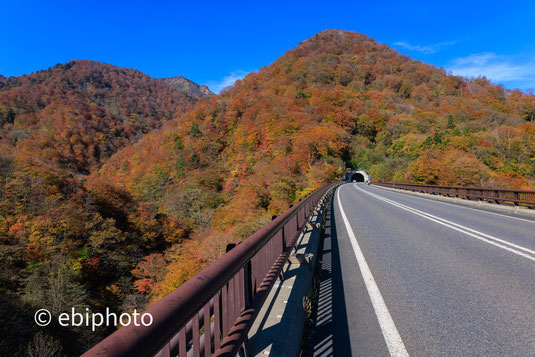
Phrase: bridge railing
[
  {"left": 373, "top": 182, "right": 535, "bottom": 207},
  {"left": 83, "top": 182, "right": 341, "bottom": 357}
]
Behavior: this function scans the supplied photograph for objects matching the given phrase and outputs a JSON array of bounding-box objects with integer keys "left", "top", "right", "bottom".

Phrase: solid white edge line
[
  {"left": 358, "top": 186, "right": 535, "bottom": 257},
  {"left": 356, "top": 185, "right": 535, "bottom": 263},
  {"left": 336, "top": 186, "right": 409, "bottom": 357},
  {"left": 361, "top": 187, "right": 535, "bottom": 256},
  {"left": 371, "top": 184, "right": 535, "bottom": 225}
]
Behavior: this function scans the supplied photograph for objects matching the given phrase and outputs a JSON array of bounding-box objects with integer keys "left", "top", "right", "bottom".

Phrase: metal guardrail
[
  {"left": 83, "top": 182, "right": 341, "bottom": 357},
  {"left": 373, "top": 182, "right": 535, "bottom": 207}
]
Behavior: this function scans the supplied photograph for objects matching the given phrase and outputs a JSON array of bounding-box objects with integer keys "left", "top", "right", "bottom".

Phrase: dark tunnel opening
[{"left": 351, "top": 173, "right": 365, "bottom": 182}]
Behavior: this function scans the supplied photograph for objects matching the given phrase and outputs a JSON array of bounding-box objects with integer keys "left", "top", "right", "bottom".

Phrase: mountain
[
  {"left": 2, "top": 30, "right": 535, "bottom": 354},
  {"left": 0, "top": 60, "right": 197, "bottom": 173},
  {"left": 160, "top": 76, "right": 214, "bottom": 98},
  {"left": 96, "top": 29, "right": 535, "bottom": 299},
  {"left": 0, "top": 60, "right": 199, "bottom": 354}
]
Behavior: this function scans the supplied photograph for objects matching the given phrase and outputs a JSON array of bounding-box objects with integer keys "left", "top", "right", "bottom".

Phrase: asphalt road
[{"left": 308, "top": 183, "right": 535, "bottom": 356}]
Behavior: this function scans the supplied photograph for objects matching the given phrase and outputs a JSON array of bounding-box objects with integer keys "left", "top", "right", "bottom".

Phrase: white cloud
[
  {"left": 205, "top": 70, "right": 251, "bottom": 94},
  {"left": 447, "top": 52, "right": 535, "bottom": 89},
  {"left": 393, "top": 40, "right": 458, "bottom": 54}
]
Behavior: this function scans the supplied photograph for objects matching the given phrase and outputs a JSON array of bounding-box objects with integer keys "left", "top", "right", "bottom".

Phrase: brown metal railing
[
  {"left": 83, "top": 182, "right": 341, "bottom": 357},
  {"left": 373, "top": 182, "right": 535, "bottom": 207}
]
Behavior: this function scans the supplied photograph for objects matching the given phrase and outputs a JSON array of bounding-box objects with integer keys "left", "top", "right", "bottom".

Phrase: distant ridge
[
  {"left": 160, "top": 76, "right": 214, "bottom": 98},
  {"left": 0, "top": 59, "right": 196, "bottom": 173}
]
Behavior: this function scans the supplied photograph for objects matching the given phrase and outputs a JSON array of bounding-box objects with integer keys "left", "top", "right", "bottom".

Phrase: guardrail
[
  {"left": 83, "top": 182, "right": 341, "bottom": 357},
  {"left": 373, "top": 182, "right": 535, "bottom": 207}
]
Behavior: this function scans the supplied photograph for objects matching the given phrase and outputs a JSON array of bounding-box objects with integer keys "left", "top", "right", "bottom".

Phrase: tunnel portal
[
  {"left": 345, "top": 169, "right": 369, "bottom": 183},
  {"left": 351, "top": 173, "right": 365, "bottom": 182}
]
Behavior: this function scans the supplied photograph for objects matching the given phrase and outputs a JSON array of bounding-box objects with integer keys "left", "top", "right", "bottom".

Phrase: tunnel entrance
[
  {"left": 345, "top": 169, "right": 369, "bottom": 183},
  {"left": 351, "top": 173, "right": 365, "bottom": 182}
]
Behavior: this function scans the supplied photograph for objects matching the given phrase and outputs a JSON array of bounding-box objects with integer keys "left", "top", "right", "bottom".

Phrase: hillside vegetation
[
  {"left": 1, "top": 30, "right": 534, "bottom": 355},
  {"left": 0, "top": 60, "right": 198, "bottom": 354},
  {"left": 0, "top": 60, "right": 196, "bottom": 173},
  {"left": 96, "top": 30, "right": 535, "bottom": 304}
]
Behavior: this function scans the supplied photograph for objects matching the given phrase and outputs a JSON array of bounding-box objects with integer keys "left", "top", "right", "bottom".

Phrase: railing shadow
[
  {"left": 307, "top": 192, "right": 351, "bottom": 357},
  {"left": 82, "top": 184, "right": 340, "bottom": 357},
  {"left": 247, "top": 223, "right": 318, "bottom": 355}
]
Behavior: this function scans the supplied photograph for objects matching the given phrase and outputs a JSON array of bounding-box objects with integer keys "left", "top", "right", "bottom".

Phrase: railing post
[
  {"left": 79, "top": 183, "right": 344, "bottom": 357},
  {"left": 281, "top": 226, "right": 286, "bottom": 249}
]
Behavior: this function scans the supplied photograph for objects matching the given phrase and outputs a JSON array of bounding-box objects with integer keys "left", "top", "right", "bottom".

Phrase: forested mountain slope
[
  {"left": 2, "top": 30, "right": 535, "bottom": 355},
  {"left": 0, "top": 60, "right": 198, "bottom": 355},
  {"left": 0, "top": 60, "right": 197, "bottom": 173},
  {"left": 96, "top": 29, "right": 535, "bottom": 304}
]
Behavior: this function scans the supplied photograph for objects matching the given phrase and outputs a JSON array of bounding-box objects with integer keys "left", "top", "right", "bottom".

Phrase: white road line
[
  {"left": 356, "top": 185, "right": 535, "bottom": 262},
  {"left": 360, "top": 186, "right": 535, "bottom": 255},
  {"left": 336, "top": 187, "right": 409, "bottom": 357},
  {"left": 371, "top": 184, "right": 535, "bottom": 225}
]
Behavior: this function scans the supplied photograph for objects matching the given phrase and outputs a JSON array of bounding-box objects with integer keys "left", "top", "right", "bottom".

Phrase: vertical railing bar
[
  {"left": 272, "top": 234, "right": 276, "bottom": 263},
  {"left": 262, "top": 245, "right": 266, "bottom": 278},
  {"left": 234, "top": 273, "right": 240, "bottom": 321},
  {"left": 239, "top": 267, "right": 245, "bottom": 310},
  {"left": 282, "top": 223, "right": 286, "bottom": 248},
  {"left": 267, "top": 240, "right": 271, "bottom": 271},
  {"left": 262, "top": 243, "right": 267, "bottom": 280},
  {"left": 229, "top": 277, "right": 235, "bottom": 329},
  {"left": 214, "top": 291, "right": 221, "bottom": 351},
  {"left": 268, "top": 239, "right": 272, "bottom": 266},
  {"left": 271, "top": 237, "right": 275, "bottom": 266},
  {"left": 193, "top": 313, "right": 200, "bottom": 357},
  {"left": 262, "top": 245, "right": 267, "bottom": 285},
  {"left": 231, "top": 275, "right": 237, "bottom": 331},
  {"left": 251, "top": 256, "right": 257, "bottom": 295},
  {"left": 252, "top": 256, "right": 258, "bottom": 294},
  {"left": 257, "top": 251, "right": 263, "bottom": 293},
  {"left": 179, "top": 326, "right": 187, "bottom": 357},
  {"left": 222, "top": 284, "right": 228, "bottom": 337},
  {"left": 203, "top": 303, "right": 211, "bottom": 357}
]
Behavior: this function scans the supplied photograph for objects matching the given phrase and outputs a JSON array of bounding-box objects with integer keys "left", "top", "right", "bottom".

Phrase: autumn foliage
[
  {"left": 0, "top": 61, "right": 196, "bottom": 354},
  {"left": 0, "top": 60, "right": 195, "bottom": 173},
  {"left": 1, "top": 30, "right": 535, "bottom": 354},
  {"left": 98, "top": 30, "right": 535, "bottom": 304}
]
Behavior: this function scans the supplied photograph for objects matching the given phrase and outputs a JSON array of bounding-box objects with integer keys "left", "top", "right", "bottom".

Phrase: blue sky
[{"left": 1, "top": 0, "right": 534, "bottom": 93}]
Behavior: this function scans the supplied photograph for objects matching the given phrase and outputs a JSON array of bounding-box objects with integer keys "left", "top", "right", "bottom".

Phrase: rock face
[{"left": 160, "top": 76, "right": 214, "bottom": 98}]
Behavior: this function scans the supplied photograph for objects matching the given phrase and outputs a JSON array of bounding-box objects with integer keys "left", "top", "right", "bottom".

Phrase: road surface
[{"left": 308, "top": 183, "right": 535, "bottom": 356}]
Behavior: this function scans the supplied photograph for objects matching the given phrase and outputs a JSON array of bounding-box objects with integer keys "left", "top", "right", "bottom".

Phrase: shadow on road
[
  {"left": 306, "top": 192, "right": 352, "bottom": 356},
  {"left": 248, "top": 222, "right": 318, "bottom": 356}
]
